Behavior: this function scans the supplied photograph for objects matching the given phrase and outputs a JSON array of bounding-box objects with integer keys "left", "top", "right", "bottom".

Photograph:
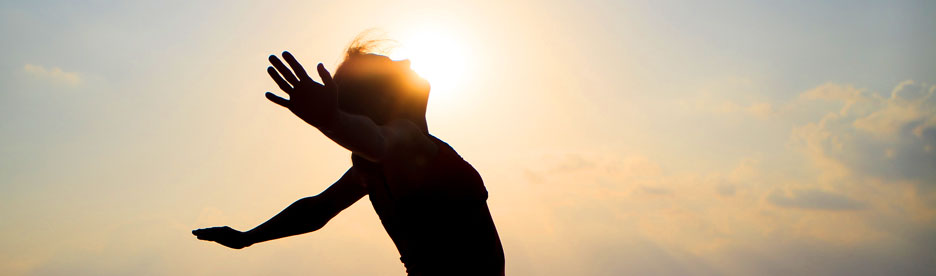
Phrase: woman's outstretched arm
[
  {"left": 263, "top": 51, "right": 436, "bottom": 163},
  {"left": 192, "top": 167, "right": 367, "bottom": 249}
]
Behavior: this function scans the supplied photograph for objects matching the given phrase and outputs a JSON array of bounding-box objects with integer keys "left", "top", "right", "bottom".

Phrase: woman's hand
[
  {"left": 265, "top": 51, "right": 340, "bottom": 130},
  {"left": 192, "top": 226, "right": 253, "bottom": 249}
]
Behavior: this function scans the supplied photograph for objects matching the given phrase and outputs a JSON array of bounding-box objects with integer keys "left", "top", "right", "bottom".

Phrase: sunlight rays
[{"left": 390, "top": 28, "right": 470, "bottom": 101}]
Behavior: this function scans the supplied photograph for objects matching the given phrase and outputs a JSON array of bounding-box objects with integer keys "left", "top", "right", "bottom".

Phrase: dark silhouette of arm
[
  {"left": 263, "top": 51, "right": 437, "bottom": 163},
  {"left": 193, "top": 167, "right": 366, "bottom": 249},
  {"left": 244, "top": 167, "right": 366, "bottom": 244}
]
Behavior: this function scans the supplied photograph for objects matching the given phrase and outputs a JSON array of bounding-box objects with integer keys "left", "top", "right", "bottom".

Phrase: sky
[{"left": 1, "top": 0, "right": 935, "bottom": 275}]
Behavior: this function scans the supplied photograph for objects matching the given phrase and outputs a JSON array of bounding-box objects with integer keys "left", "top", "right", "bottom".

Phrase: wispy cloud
[
  {"left": 767, "top": 188, "right": 865, "bottom": 210},
  {"left": 23, "top": 64, "right": 81, "bottom": 86},
  {"left": 680, "top": 97, "right": 776, "bottom": 119}
]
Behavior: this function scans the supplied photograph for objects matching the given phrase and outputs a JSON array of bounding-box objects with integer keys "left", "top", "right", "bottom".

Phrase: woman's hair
[
  {"left": 333, "top": 36, "right": 394, "bottom": 124},
  {"left": 342, "top": 32, "right": 396, "bottom": 61}
]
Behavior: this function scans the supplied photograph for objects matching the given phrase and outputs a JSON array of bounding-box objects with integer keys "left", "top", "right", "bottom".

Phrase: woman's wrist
[
  {"left": 315, "top": 109, "right": 344, "bottom": 133},
  {"left": 241, "top": 230, "right": 258, "bottom": 247}
]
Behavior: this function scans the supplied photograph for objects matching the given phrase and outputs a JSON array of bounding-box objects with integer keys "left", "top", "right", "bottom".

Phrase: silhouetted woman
[{"left": 193, "top": 40, "right": 505, "bottom": 275}]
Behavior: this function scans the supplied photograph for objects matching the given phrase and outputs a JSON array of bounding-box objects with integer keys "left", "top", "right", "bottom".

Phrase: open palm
[
  {"left": 265, "top": 51, "right": 339, "bottom": 129},
  {"left": 192, "top": 226, "right": 252, "bottom": 249}
]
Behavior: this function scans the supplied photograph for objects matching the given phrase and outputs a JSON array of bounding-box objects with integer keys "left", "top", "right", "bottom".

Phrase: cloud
[
  {"left": 676, "top": 76, "right": 778, "bottom": 119},
  {"left": 767, "top": 188, "right": 866, "bottom": 210},
  {"left": 790, "top": 81, "right": 936, "bottom": 183},
  {"left": 716, "top": 183, "right": 736, "bottom": 196},
  {"left": 516, "top": 150, "right": 934, "bottom": 275},
  {"left": 799, "top": 83, "right": 866, "bottom": 115},
  {"left": 23, "top": 64, "right": 81, "bottom": 86},
  {"left": 508, "top": 80, "right": 936, "bottom": 275},
  {"left": 852, "top": 81, "right": 935, "bottom": 139},
  {"left": 801, "top": 83, "right": 864, "bottom": 102}
]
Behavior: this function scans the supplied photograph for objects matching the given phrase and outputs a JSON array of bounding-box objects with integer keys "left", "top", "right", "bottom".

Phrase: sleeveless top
[{"left": 351, "top": 136, "right": 505, "bottom": 275}]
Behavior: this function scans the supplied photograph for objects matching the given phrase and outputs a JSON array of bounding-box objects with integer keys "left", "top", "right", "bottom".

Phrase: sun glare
[{"left": 390, "top": 29, "right": 469, "bottom": 98}]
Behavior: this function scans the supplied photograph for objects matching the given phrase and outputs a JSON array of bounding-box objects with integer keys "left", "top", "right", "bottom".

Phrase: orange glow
[{"left": 390, "top": 28, "right": 470, "bottom": 100}]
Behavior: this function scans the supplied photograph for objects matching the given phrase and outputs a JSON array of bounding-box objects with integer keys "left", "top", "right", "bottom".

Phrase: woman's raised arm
[{"left": 263, "top": 51, "right": 435, "bottom": 163}]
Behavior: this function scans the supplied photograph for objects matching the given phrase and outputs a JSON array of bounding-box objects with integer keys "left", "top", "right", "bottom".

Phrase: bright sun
[{"left": 389, "top": 29, "right": 469, "bottom": 98}]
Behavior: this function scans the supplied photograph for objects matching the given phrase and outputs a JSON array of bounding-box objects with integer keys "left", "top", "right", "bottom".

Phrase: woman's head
[{"left": 333, "top": 38, "right": 431, "bottom": 126}]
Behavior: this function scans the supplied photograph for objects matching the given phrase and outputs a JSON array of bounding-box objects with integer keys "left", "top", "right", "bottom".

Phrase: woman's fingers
[
  {"left": 269, "top": 55, "right": 300, "bottom": 86},
  {"left": 282, "top": 51, "right": 311, "bottom": 81},
  {"left": 193, "top": 227, "right": 222, "bottom": 240},
  {"left": 317, "top": 63, "right": 335, "bottom": 89},
  {"left": 268, "top": 52, "right": 330, "bottom": 103},
  {"left": 265, "top": 92, "right": 290, "bottom": 108},
  {"left": 192, "top": 229, "right": 207, "bottom": 239},
  {"left": 268, "top": 66, "right": 293, "bottom": 93}
]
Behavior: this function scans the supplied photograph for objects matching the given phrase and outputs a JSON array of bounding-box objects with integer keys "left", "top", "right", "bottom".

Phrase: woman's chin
[
  {"left": 420, "top": 78, "right": 431, "bottom": 92},
  {"left": 409, "top": 75, "right": 431, "bottom": 94}
]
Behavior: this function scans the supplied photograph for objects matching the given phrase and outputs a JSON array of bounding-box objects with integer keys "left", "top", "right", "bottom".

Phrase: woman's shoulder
[
  {"left": 381, "top": 119, "right": 437, "bottom": 157},
  {"left": 350, "top": 153, "right": 378, "bottom": 168}
]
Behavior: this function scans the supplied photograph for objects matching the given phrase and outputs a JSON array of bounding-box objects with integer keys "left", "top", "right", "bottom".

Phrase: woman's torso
[{"left": 351, "top": 136, "right": 505, "bottom": 275}]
